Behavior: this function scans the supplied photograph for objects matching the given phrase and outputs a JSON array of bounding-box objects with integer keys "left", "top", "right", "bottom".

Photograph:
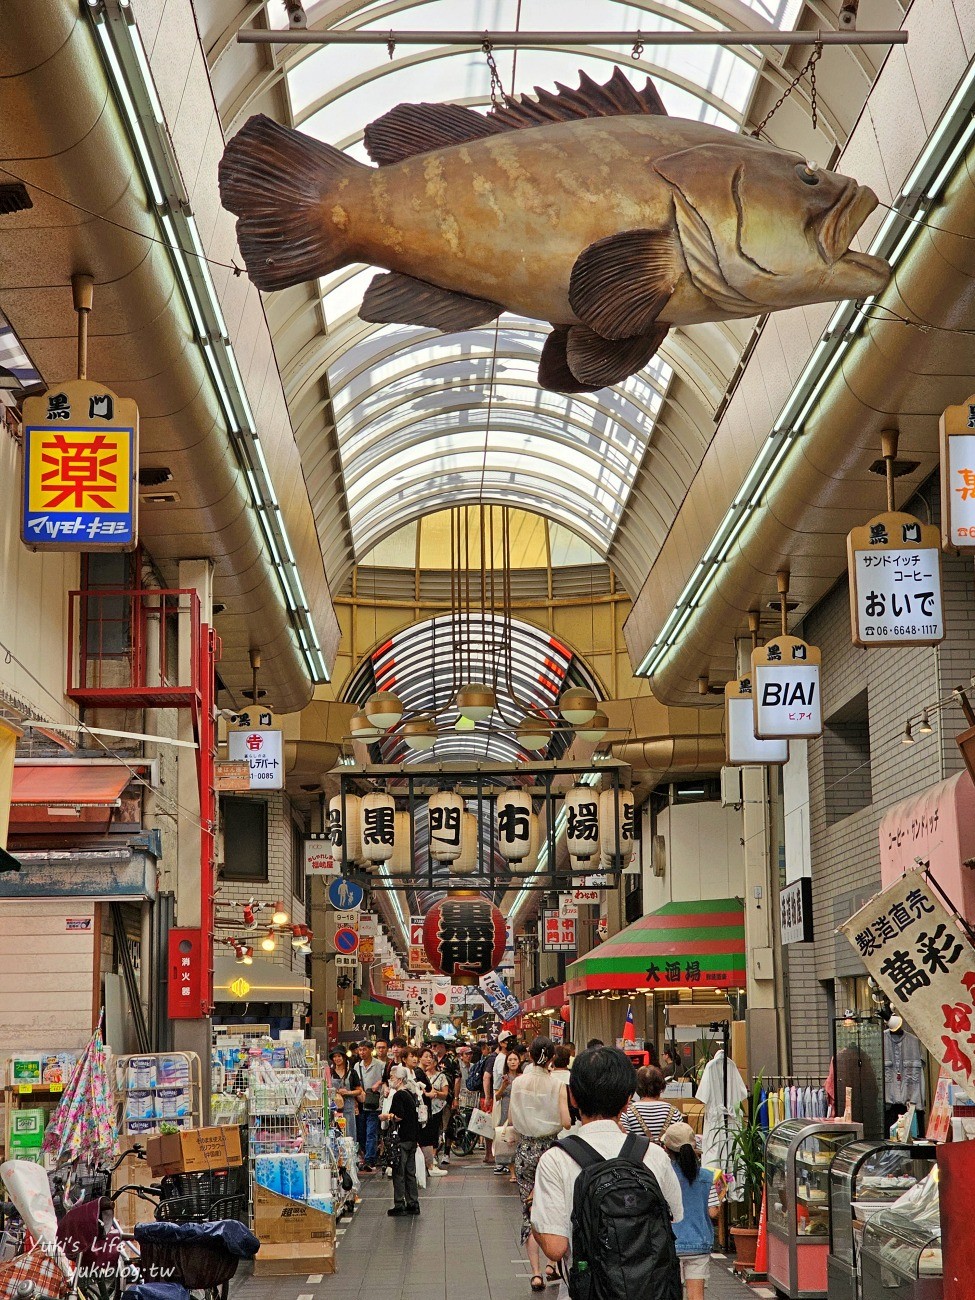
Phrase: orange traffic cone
[{"left": 753, "top": 1187, "right": 768, "bottom": 1278}]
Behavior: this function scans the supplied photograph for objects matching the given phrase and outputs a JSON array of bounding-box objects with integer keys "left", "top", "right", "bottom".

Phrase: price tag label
[
  {"left": 50, "top": 1083, "right": 64, "bottom": 1093},
  {"left": 18, "top": 1083, "right": 33, "bottom": 1094}
]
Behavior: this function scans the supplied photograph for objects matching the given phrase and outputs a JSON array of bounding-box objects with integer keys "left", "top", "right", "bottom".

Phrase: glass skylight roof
[{"left": 281, "top": 0, "right": 802, "bottom": 565}]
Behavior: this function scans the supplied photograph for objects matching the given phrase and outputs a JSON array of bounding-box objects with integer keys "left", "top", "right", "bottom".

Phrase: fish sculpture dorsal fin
[
  {"left": 491, "top": 67, "right": 667, "bottom": 129},
  {"left": 363, "top": 68, "right": 666, "bottom": 166},
  {"left": 364, "top": 102, "right": 506, "bottom": 165}
]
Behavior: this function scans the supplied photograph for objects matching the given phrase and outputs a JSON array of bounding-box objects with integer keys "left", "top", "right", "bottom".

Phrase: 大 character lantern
[
  {"left": 496, "top": 789, "right": 533, "bottom": 863},
  {"left": 428, "top": 790, "right": 465, "bottom": 862},
  {"left": 361, "top": 790, "right": 395, "bottom": 863},
  {"left": 599, "top": 787, "right": 636, "bottom": 868},
  {"left": 328, "top": 793, "right": 361, "bottom": 863},
  {"left": 565, "top": 784, "right": 600, "bottom": 864},
  {"left": 422, "top": 891, "right": 506, "bottom": 985}
]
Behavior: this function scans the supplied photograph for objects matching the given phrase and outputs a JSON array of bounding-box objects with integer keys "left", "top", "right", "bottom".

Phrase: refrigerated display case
[
  {"left": 766, "top": 1119, "right": 861, "bottom": 1298},
  {"left": 826, "top": 1141, "right": 937, "bottom": 1300},
  {"left": 860, "top": 1209, "right": 942, "bottom": 1300}
]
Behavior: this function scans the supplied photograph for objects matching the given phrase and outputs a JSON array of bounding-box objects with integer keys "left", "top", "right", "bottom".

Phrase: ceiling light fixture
[
  {"left": 559, "top": 686, "right": 599, "bottom": 726},
  {"left": 402, "top": 716, "right": 437, "bottom": 751},
  {"left": 365, "top": 690, "right": 404, "bottom": 730},
  {"left": 902, "top": 722, "right": 915, "bottom": 745},
  {"left": 576, "top": 709, "right": 609, "bottom": 743},
  {"left": 456, "top": 683, "right": 496, "bottom": 722}
]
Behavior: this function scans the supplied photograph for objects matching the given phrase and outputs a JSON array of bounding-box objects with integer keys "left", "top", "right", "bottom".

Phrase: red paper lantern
[
  {"left": 561, "top": 1002, "right": 571, "bottom": 1022},
  {"left": 423, "top": 890, "right": 506, "bottom": 986}
]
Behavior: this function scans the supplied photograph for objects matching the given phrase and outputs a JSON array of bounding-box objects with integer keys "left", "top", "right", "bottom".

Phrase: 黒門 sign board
[
  {"left": 847, "top": 511, "right": 944, "bottom": 647},
  {"left": 724, "top": 675, "right": 789, "bottom": 766},
  {"left": 939, "top": 393, "right": 975, "bottom": 551},
  {"left": 751, "top": 636, "right": 822, "bottom": 740},
  {"left": 22, "top": 379, "right": 139, "bottom": 550},
  {"left": 840, "top": 872, "right": 975, "bottom": 1093}
]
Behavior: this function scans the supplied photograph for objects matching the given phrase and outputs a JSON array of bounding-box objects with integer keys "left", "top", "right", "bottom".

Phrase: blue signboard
[{"left": 327, "top": 877, "right": 364, "bottom": 911}]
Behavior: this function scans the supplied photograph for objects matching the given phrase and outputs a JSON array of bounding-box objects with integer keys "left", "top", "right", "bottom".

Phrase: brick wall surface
[
  {"left": 218, "top": 792, "right": 307, "bottom": 974},
  {"left": 790, "top": 516, "right": 975, "bottom": 1076}
]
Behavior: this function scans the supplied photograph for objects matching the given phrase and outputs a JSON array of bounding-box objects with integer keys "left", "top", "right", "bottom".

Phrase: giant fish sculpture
[{"left": 219, "top": 69, "right": 889, "bottom": 393}]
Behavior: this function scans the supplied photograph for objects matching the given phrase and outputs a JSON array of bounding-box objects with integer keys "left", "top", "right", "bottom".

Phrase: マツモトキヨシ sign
[{"left": 21, "top": 379, "right": 139, "bottom": 551}]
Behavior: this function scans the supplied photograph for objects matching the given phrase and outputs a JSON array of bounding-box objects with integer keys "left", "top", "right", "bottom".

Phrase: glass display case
[
  {"left": 861, "top": 1209, "right": 942, "bottom": 1300},
  {"left": 826, "top": 1142, "right": 937, "bottom": 1300},
  {"left": 766, "top": 1119, "right": 862, "bottom": 1299}
]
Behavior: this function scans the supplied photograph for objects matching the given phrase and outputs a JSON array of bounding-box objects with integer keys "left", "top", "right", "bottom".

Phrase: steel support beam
[{"left": 238, "top": 27, "right": 907, "bottom": 47}]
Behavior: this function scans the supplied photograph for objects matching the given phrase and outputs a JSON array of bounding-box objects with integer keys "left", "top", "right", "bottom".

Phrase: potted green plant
[{"left": 729, "top": 1074, "right": 766, "bottom": 1273}]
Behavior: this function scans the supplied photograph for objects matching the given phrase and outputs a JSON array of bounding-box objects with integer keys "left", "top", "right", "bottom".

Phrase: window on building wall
[
  {"left": 221, "top": 796, "right": 268, "bottom": 881},
  {"left": 823, "top": 690, "right": 873, "bottom": 826},
  {"left": 291, "top": 820, "right": 305, "bottom": 904},
  {"left": 81, "top": 552, "right": 139, "bottom": 657}
]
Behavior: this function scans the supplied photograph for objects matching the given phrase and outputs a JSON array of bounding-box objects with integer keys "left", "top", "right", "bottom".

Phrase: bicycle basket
[
  {"left": 137, "top": 1241, "right": 239, "bottom": 1291},
  {"left": 156, "top": 1170, "right": 247, "bottom": 1224},
  {"left": 0, "top": 1246, "right": 71, "bottom": 1300}
]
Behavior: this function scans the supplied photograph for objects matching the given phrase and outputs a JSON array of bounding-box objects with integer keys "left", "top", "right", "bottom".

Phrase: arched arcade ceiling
[{"left": 198, "top": 0, "right": 908, "bottom": 602}]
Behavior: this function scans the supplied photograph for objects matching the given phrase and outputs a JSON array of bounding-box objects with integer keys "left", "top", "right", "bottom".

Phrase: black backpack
[{"left": 558, "top": 1132, "right": 681, "bottom": 1300}]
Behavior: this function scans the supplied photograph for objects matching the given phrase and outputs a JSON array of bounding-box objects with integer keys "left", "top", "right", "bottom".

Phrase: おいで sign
[
  {"left": 751, "top": 636, "right": 822, "bottom": 740},
  {"left": 847, "top": 511, "right": 944, "bottom": 647},
  {"left": 840, "top": 872, "right": 975, "bottom": 1092}
]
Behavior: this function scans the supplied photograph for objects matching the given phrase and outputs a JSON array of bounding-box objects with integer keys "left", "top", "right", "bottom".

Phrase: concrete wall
[{"left": 644, "top": 797, "right": 744, "bottom": 915}]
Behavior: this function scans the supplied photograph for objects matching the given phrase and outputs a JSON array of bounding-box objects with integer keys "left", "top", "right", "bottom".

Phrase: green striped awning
[
  {"left": 353, "top": 998, "right": 395, "bottom": 1022},
  {"left": 565, "top": 898, "right": 745, "bottom": 995}
]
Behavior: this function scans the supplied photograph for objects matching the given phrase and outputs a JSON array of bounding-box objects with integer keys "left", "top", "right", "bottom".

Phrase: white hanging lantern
[
  {"left": 387, "top": 811, "right": 413, "bottom": 878},
  {"left": 361, "top": 790, "right": 396, "bottom": 863},
  {"left": 599, "top": 788, "right": 636, "bottom": 867},
  {"left": 451, "top": 811, "right": 479, "bottom": 876},
  {"left": 577, "top": 709, "right": 609, "bottom": 744},
  {"left": 350, "top": 710, "right": 382, "bottom": 742},
  {"left": 559, "top": 686, "right": 599, "bottom": 725},
  {"left": 364, "top": 691, "right": 404, "bottom": 731},
  {"left": 428, "top": 790, "right": 464, "bottom": 862},
  {"left": 517, "top": 716, "right": 552, "bottom": 752},
  {"left": 328, "top": 793, "right": 362, "bottom": 863},
  {"left": 564, "top": 784, "right": 600, "bottom": 863},
  {"left": 509, "top": 813, "right": 539, "bottom": 877},
  {"left": 496, "top": 789, "right": 533, "bottom": 863},
  {"left": 403, "top": 716, "right": 437, "bottom": 751},
  {"left": 456, "top": 683, "right": 496, "bottom": 722}
]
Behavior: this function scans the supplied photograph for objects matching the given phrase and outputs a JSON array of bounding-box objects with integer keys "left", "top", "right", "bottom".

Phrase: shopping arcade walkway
[{"left": 234, "top": 1159, "right": 761, "bottom": 1300}]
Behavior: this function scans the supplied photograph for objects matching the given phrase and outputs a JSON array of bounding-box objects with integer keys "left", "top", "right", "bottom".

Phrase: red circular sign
[{"left": 334, "top": 926, "right": 360, "bottom": 955}]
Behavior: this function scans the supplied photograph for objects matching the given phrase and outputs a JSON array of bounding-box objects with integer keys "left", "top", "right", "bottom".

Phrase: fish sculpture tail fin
[{"left": 219, "top": 114, "right": 363, "bottom": 291}]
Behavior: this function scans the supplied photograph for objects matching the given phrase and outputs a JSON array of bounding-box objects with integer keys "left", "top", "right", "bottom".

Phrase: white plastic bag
[
  {"left": 414, "top": 1147, "right": 427, "bottom": 1189},
  {"left": 468, "top": 1106, "right": 495, "bottom": 1139},
  {"left": 0, "top": 1160, "right": 58, "bottom": 1248}
]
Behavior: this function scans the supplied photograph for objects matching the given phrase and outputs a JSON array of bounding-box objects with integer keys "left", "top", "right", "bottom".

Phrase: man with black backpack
[{"left": 531, "top": 1046, "right": 684, "bottom": 1300}]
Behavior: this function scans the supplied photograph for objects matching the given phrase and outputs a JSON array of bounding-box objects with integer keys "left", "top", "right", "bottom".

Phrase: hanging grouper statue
[{"left": 218, "top": 68, "right": 889, "bottom": 393}]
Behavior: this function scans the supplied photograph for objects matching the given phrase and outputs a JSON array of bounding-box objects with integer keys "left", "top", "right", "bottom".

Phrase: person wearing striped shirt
[{"left": 621, "top": 1065, "right": 683, "bottom": 1141}]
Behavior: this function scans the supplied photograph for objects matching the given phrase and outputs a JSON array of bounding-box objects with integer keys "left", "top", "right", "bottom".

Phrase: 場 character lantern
[{"left": 422, "top": 890, "right": 506, "bottom": 985}]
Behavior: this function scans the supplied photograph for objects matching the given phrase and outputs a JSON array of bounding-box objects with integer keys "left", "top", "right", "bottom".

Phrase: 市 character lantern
[
  {"left": 496, "top": 789, "right": 533, "bottom": 863},
  {"left": 422, "top": 891, "right": 506, "bottom": 985}
]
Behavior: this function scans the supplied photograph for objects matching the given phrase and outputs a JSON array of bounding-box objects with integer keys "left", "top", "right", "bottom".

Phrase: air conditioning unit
[
  {"left": 651, "top": 834, "right": 666, "bottom": 878},
  {"left": 720, "top": 766, "right": 743, "bottom": 808}
]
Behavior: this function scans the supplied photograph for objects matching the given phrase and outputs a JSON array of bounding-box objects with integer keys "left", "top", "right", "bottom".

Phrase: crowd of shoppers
[{"left": 330, "top": 1033, "right": 719, "bottom": 1298}]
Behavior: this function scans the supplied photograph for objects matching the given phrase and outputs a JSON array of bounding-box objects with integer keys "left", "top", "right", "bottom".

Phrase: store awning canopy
[
  {"left": 522, "top": 984, "right": 566, "bottom": 1016},
  {"left": 354, "top": 998, "right": 395, "bottom": 1023},
  {"left": 10, "top": 763, "right": 132, "bottom": 834},
  {"left": 565, "top": 899, "right": 745, "bottom": 996}
]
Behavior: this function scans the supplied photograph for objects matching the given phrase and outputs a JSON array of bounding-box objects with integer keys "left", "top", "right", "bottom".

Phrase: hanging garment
[
  {"left": 696, "top": 1050, "right": 748, "bottom": 1170},
  {"left": 884, "top": 1030, "right": 926, "bottom": 1108},
  {"left": 825, "top": 1060, "right": 835, "bottom": 1118},
  {"left": 757, "top": 1088, "right": 769, "bottom": 1132}
]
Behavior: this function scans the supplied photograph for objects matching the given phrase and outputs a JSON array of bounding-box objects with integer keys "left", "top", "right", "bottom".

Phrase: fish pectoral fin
[
  {"left": 360, "top": 272, "right": 503, "bottom": 332},
  {"left": 538, "top": 328, "right": 606, "bottom": 394},
  {"left": 568, "top": 229, "right": 683, "bottom": 340},
  {"left": 565, "top": 324, "right": 669, "bottom": 389}
]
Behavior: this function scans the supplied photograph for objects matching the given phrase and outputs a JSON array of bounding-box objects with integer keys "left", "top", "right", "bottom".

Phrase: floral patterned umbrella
[{"left": 42, "top": 1021, "right": 118, "bottom": 1168}]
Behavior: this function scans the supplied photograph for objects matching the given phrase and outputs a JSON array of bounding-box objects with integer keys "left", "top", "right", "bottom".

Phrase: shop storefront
[
  {"left": 520, "top": 984, "right": 569, "bottom": 1045},
  {"left": 566, "top": 899, "right": 746, "bottom": 1066}
]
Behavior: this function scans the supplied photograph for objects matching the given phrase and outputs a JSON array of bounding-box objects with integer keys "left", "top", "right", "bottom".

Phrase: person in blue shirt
[{"left": 661, "top": 1121, "right": 725, "bottom": 1300}]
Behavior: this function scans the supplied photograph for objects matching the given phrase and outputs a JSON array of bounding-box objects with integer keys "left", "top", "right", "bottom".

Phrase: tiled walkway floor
[{"left": 234, "top": 1154, "right": 768, "bottom": 1300}]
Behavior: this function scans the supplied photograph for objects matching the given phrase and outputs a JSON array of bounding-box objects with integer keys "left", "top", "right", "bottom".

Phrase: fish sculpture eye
[{"left": 796, "top": 163, "right": 821, "bottom": 186}]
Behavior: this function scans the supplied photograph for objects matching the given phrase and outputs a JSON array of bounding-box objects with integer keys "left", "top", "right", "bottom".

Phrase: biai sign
[{"left": 751, "top": 636, "right": 823, "bottom": 740}]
